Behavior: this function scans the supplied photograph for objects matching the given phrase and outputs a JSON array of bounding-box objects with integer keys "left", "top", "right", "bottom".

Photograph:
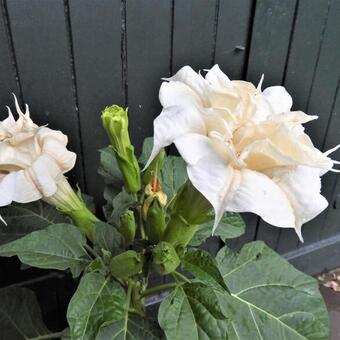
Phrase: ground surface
[{"left": 319, "top": 269, "right": 340, "bottom": 340}]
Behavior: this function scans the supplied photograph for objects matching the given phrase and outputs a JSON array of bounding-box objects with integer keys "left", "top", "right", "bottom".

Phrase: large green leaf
[
  {"left": 96, "top": 314, "right": 164, "bottom": 340},
  {"left": 0, "top": 223, "right": 91, "bottom": 277},
  {"left": 158, "top": 283, "right": 229, "bottom": 340},
  {"left": 190, "top": 213, "right": 246, "bottom": 246},
  {"left": 67, "top": 272, "right": 126, "bottom": 340},
  {"left": 0, "top": 287, "right": 50, "bottom": 340},
  {"left": 0, "top": 201, "right": 70, "bottom": 245},
  {"left": 181, "top": 248, "right": 228, "bottom": 291},
  {"left": 93, "top": 222, "right": 124, "bottom": 254},
  {"left": 216, "top": 241, "right": 329, "bottom": 340}
]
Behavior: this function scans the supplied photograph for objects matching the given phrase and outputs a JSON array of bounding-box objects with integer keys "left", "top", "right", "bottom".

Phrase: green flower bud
[
  {"left": 145, "top": 197, "right": 166, "bottom": 244},
  {"left": 152, "top": 242, "right": 180, "bottom": 275},
  {"left": 119, "top": 209, "right": 136, "bottom": 245},
  {"left": 101, "top": 105, "right": 141, "bottom": 193},
  {"left": 110, "top": 250, "right": 145, "bottom": 279},
  {"left": 142, "top": 148, "right": 166, "bottom": 185}
]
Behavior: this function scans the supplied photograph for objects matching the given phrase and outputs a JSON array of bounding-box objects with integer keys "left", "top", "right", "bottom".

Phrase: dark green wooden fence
[{"left": 0, "top": 0, "right": 339, "bottom": 276}]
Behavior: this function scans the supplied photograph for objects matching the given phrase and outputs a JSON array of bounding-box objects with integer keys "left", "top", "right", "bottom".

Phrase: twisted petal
[
  {"left": 264, "top": 166, "right": 328, "bottom": 240},
  {"left": 144, "top": 106, "right": 206, "bottom": 168}
]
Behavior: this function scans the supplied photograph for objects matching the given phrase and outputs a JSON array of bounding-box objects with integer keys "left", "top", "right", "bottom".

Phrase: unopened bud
[
  {"left": 110, "top": 250, "right": 145, "bottom": 279},
  {"left": 152, "top": 242, "right": 180, "bottom": 275},
  {"left": 101, "top": 105, "right": 141, "bottom": 193},
  {"left": 119, "top": 209, "right": 136, "bottom": 245}
]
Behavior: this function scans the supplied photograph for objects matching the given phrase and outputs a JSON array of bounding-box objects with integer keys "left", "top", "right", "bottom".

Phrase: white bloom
[
  {"left": 146, "top": 65, "right": 339, "bottom": 241},
  {"left": 0, "top": 95, "right": 76, "bottom": 222}
]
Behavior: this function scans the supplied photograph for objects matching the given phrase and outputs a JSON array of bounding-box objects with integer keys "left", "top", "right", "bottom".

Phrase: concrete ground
[{"left": 319, "top": 269, "right": 340, "bottom": 340}]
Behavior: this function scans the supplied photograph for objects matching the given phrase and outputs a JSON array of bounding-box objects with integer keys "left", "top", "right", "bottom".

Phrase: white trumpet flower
[
  {"left": 0, "top": 95, "right": 76, "bottom": 223},
  {"left": 146, "top": 65, "right": 339, "bottom": 241}
]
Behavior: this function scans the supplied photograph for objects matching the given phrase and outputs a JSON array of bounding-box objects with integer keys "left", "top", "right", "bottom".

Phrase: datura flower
[
  {"left": 0, "top": 95, "right": 76, "bottom": 223},
  {"left": 146, "top": 65, "right": 340, "bottom": 241}
]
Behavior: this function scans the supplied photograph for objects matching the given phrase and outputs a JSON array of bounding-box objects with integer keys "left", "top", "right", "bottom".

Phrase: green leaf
[
  {"left": 93, "top": 222, "right": 124, "bottom": 254},
  {"left": 190, "top": 212, "right": 245, "bottom": 247},
  {"left": 98, "top": 146, "right": 124, "bottom": 186},
  {"left": 0, "top": 201, "right": 70, "bottom": 245},
  {"left": 139, "top": 137, "right": 154, "bottom": 165},
  {"left": 0, "top": 223, "right": 91, "bottom": 277},
  {"left": 0, "top": 286, "right": 50, "bottom": 340},
  {"left": 108, "top": 191, "right": 135, "bottom": 225},
  {"left": 96, "top": 314, "right": 164, "bottom": 340},
  {"left": 160, "top": 156, "right": 187, "bottom": 201},
  {"left": 216, "top": 241, "right": 330, "bottom": 340},
  {"left": 67, "top": 272, "right": 126, "bottom": 340},
  {"left": 158, "top": 283, "right": 229, "bottom": 340},
  {"left": 181, "top": 248, "right": 228, "bottom": 291},
  {"left": 81, "top": 193, "right": 96, "bottom": 213}
]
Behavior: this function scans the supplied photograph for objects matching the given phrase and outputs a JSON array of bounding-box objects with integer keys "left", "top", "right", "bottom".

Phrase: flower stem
[
  {"left": 173, "top": 271, "right": 191, "bottom": 283},
  {"left": 141, "top": 282, "right": 179, "bottom": 298}
]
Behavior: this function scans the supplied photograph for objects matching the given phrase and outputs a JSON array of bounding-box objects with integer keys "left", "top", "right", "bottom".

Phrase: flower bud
[
  {"left": 145, "top": 197, "right": 166, "bottom": 244},
  {"left": 110, "top": 250, "right": 145, "bottom": 279},
  {"left": 101, "top": 105, "right": 141, "bottom": 193},
  {"left": 119, "top": 209, "right": 136, "bottom": 245},
  {"left": 152, "top": 242, "right": 180, "bottom": 275}
]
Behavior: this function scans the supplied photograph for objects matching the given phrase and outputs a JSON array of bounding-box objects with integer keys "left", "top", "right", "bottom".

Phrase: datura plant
[{"left": 0, "top": 65, "right": 338, "bottom": 340}]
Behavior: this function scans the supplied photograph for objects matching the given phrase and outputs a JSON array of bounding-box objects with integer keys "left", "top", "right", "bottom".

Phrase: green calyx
[
  {"left": 66, "top": 206, "right": 99, "bottom": 241},
  {"left": 119, "top": 209, "right": 136, "bottom": 246},
  {"left": 152, "top": 242, "right": 180, "bottom": 275},
  {"left": 163, "top": 181, "right": 212, "bottom": 248},
  {"left": 110, "top": 250, "right": 145, "bottom": 279},
  {"left": 101, "top": 105, "right": 141, "bottom": 193}
]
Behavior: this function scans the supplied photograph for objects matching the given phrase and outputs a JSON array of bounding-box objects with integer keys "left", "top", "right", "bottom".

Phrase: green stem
[
  {"left": 28, "top": 331, "right": 64, "bottom": 340},
  {"left": 84, "top": 244, "right": 100, "bottom": 258},
  {"left": 124, "top": 283, "right": 133, "bottom": 330},
  {"left": 141, "top": 282, "right": 179, "bottom": 298},
  {"left": 173, "top": 271, "right": 191, "bottom": 283}
]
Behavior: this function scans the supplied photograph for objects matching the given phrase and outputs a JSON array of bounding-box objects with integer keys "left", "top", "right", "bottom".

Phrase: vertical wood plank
[
  {"left": 126, "top": 0, "right": 172, "bottom": 152},
  {"left": 276, "top": 0, "right": 331, "bottom": 251},
  {"left": 214, "top": 0, "right": 253, "bottom": 80},
  {"left": 320, "top": 78, "right": 340, "bottom": 240},
  {"left": 69, "top": 0, "right": 123, "bottom": 201},
  {"left": 246, "top": 0, "right": 297, "bottom": 249},
  {"left": 246, "top": 0, "right": 296, "bottom": 86},
  {"left": 284, "top": 0, "right": 330, "bottom": 112},
  {"left": 6, "top": 0, "right": 84, "bottom": 187},
  {"left": 172, "top": 0, "right": 217, "bottom": 72},
  {"left": 298, "top": 0, "right": 340, "bottom": 245},
  {"left": 0, "top": 2, "right": 19, "bottom": 112}
]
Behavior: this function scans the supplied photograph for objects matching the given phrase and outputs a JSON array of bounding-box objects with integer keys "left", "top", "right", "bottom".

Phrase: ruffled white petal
[
  {"left": 159, "top": 81, "right": 203, "bottom": 108},
  {"left": 164, "top": 66, "right": 210, "bottom": 106},
  {"left": 205, "top": 65, "right": 231, "bottom": 89},
  {"left": 265, "top": 166, "right": 328, "bottom": 241},
  {"left": 225, "top": 169, "right": 296, "bottom": 231},
  {"left": 144, "top": 106, "right": 206, "bottom": 169},
  {"left": 262, "top": 86, "right": 293, "bottom": 115}
]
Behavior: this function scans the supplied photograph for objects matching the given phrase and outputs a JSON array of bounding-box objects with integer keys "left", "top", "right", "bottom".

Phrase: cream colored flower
[
  {"left": 0, "top": 95, "right": 76, "bottom": 222},
  {"left": 146, "top": 65, "right": 339, "bottom": 241}
]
